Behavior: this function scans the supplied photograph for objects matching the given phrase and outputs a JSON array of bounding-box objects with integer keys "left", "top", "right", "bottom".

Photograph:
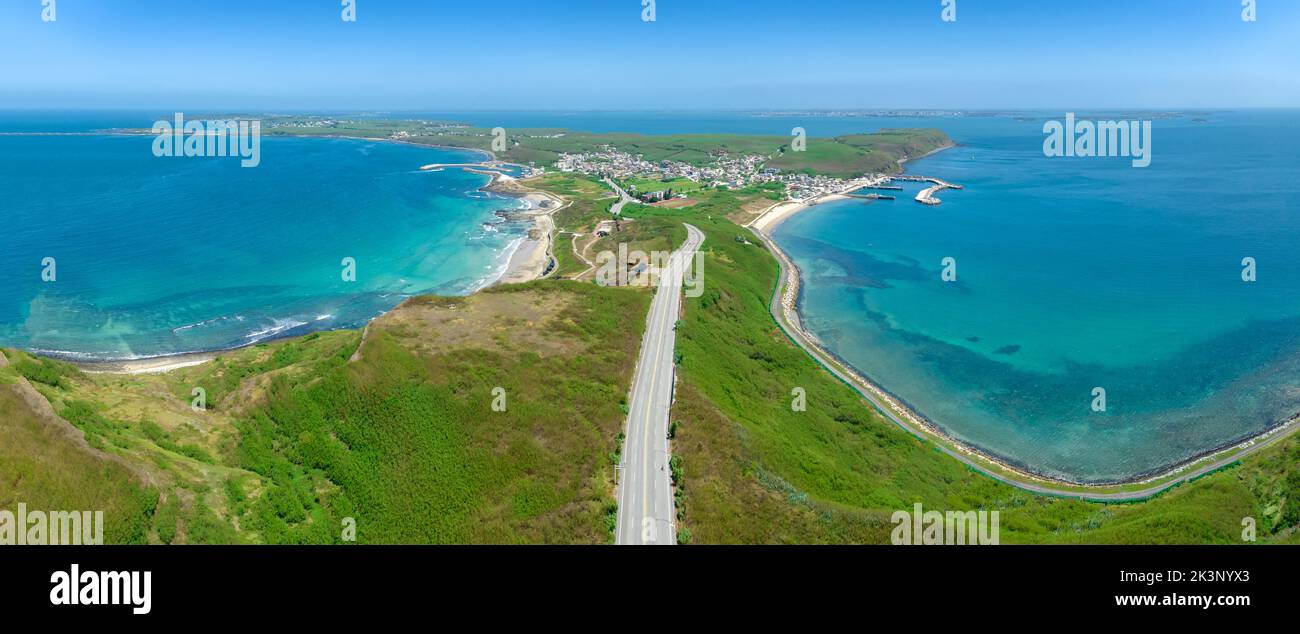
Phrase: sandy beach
[
  {"left": 75, "top": 351, "right": 220, "bottom": 375},
  {"left": 747, "top": 147, "right": 962, "bottom": 233},
  {"left": 748, "top": 184, "right": 867, "bottom": 233},
  {"left": 486, "top": 177, "right": 565, "bottom": 286},
  {"left": 56, "top": 169, "right": 566, "bottom": 378},
  {"left": 496, "top": 211, "right": 556, "bottom": 284}
]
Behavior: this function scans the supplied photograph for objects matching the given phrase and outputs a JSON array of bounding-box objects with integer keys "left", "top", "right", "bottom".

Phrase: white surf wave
[{"left": 243, "top": 318, "right": 309, "bottom": 344}]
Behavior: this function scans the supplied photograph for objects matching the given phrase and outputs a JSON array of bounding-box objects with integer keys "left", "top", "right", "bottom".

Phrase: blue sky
[{"left": 1, "top": 0, "right": 1295, "bottom": 110}]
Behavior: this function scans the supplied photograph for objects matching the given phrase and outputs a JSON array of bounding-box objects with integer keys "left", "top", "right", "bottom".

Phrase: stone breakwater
[{"left": 890, "top": 175, "right": 963, "bottom": 205}]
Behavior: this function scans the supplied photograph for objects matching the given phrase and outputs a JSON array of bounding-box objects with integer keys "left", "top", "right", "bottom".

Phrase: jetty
[
  {"left": 845, "top": 193, "right": 895, "bottom": 201},
  {"left": 419, "top": 160, "right": 528, "bottom": 177},
  {"left": 889, "top": 175, "right": 963, "bottom": 206},
  {"left": 420, "top": 162, "right": 496, "bottom": 170},
  {"left": 915, "top": 186, "right": 945, "bottom": 205}
]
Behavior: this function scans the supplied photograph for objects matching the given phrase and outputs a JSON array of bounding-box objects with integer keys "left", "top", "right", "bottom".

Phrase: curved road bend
[
  {"left": 616, "top": 224, "right": 705, "bottom": 545},
  {"left": 748, "top": 227, "right": 1300, "bottom": 502},
  {"left": 605, "top": 177, "right": 637, "bottom": 216}
]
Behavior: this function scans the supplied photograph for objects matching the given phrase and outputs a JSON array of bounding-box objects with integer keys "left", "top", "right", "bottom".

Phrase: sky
[{"left": 1, "top": 0, "right": 1296, "bottom": 111}]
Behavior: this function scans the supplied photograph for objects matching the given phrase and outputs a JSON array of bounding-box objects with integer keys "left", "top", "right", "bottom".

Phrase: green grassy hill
[
  {"left": 0, "top": 354, "right": 156, "bottom": 543},
  {"left": 2, "top": 281, "right": 651, "bottom": 544},
  {"left": 258, "top": 117, "right": 953, "bottom": 178}
]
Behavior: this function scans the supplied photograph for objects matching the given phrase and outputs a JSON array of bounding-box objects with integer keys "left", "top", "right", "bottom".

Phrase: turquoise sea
[
  {"left": 0, "top": 125, "right": 528, "bottom": 360},
  {"left": 773, "top": 110, "right": 1300, "bottom": 482}
]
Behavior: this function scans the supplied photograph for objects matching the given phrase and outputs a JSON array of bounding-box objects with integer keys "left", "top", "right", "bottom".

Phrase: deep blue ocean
[
  {"left": 772, "top": 109, "right": 1300, "bottom": 482},
  {"left": 0, "top": 114, "right": 527, "bottom": 359}
]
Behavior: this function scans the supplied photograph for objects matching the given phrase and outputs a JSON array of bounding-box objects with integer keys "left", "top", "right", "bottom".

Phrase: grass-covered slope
[
  {"left": 449, "top": 127, "right": 952, "bottom": 178},
  {"left": 3, "top": 281, "right": 651, "bottom": 544},
  {"left": 259, "top": 117, "right": 953, "bottom": 178},
  {"left": 233, "top": 283, "right": 649, "bottom": 543},
  {"left": 766, "top": 128, "right": 955, "bottom": 177},
  {"left": 0, "top": 353, "right": 156, "bottom": 543}
]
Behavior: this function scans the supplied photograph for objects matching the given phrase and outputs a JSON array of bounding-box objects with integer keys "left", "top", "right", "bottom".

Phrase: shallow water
[
  {"left": 0, "top": 132, "right": 527, "bottom": 359},
  {"left": 773, "top": 110, "right": 1300, "bottom": 482}
]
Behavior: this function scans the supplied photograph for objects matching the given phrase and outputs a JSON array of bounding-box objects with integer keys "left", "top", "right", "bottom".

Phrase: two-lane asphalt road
[
  {"left": 605, "top": 177, "right": 637, "bottom": 216},
  {"left": 616, "top": 224, "right": 704, "bottom": 545}
]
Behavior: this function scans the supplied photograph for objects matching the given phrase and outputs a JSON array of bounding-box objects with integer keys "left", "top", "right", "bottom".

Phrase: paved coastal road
[
  {"left": 605, "top": 177, "right": 637, "bottom": 216},
  {"left": 616, "top": 224, "right": 704, "bottom": 545},
  {"left": 748, "top": 225, "right": 1300, "bottom": 503}
]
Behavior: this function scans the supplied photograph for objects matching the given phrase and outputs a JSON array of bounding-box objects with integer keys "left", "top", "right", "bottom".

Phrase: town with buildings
[{"left": 554, "top": 147, "right": 887, "bottom": 203}]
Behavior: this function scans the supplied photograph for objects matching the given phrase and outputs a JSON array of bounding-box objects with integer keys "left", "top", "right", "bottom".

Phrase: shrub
[{"left": 15, "top": 359, "right": 64, "bottom": 388}]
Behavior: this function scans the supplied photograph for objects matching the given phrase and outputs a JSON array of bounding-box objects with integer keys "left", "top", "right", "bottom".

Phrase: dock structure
[
  {"left": 419, "top": 160, "right": 528, "bottom": 177},
  {"left": 420, "top": 162, "right": 494, "bottom": 171},
  {"left": 889, "top": 175, "right": 963, "bottom": 206},
  {"left": 845, "top": 193, "right": 895, "bottom": 201},
  {"left": 915, "top": 185, "right": 945, "bottom": 205}
]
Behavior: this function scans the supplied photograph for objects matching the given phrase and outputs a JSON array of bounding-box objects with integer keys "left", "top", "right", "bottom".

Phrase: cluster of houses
[
  {"left": 783, "top": 172, "right": 883, "bottom": 201},
  {"left": 555, "top": 148, "right": 770, "bottom": 190},
  {"left": 266, "top": 118, "right": 471, "bottom": 137},
  {"left": 264, "top": 118, "right": 343, "bottom": 130},
  {"left": 555, "top": 147, "right": 885, "bottom": 203}
]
